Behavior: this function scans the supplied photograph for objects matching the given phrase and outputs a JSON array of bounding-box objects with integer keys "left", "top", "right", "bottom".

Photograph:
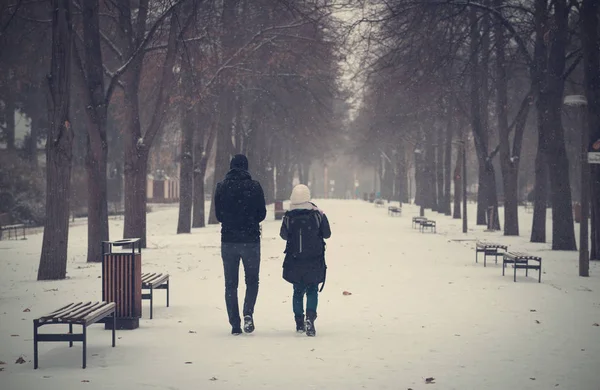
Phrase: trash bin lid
[{"left": 103, "top": 238, "right": 141, "bottom": 246}]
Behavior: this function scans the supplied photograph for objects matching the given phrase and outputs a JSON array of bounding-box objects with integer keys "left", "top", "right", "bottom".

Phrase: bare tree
[{"left": 38, "top": 0, "right": 74, "bottom": 280}]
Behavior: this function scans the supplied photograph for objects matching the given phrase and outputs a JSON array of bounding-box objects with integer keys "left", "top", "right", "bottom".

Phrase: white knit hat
[{"left": 290, "top": 184, "right": 311, "bottom": 205}]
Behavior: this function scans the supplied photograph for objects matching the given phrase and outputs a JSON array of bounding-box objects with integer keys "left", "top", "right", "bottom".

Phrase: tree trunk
[
  {"left": 414, "top": 150, "right": 423, "bottom": 206},
  {"left": 494, "top": 9, "right": 519, "bottom": 236},
  {"left": 444, "top": 114, "right": 453, "bottom": 215},
  {"left": 544, "top": 0, "right": 576, "bottom": 250},
  {"left": 122, "top": 68, "right": 146, "bottom": 242},
  {"left": 592, "top": 197, "right": 599, "bottom": 259},
  {"left": 122, "top": 3, "right": 180, "bottom": 246},
  {"left": 80, "top": 0, "right": 109, "bottom": 262},
  {"left": 469, "top": 9, "right": 488, "bottom": 226},
  {"left": 530, "top": 0, "right": 549, "bottom": 243},
  {"left": 192, "top": 117, "right": 215, "bottom": 228},
  {"left": 436, "top": 126, "right": 444, "bottom": 212},
  {"left": 4, "top": 88, "right": 15, "bottom": 151},
  {"left": 208, "top": 86, "right": 234, "bottom": 225},
  {"left": 86, "top": 145, "right": 108, "bottom": 262},
  {"left": 176, "top": 55, "right": 195, "bottom": 234},
  {"left": 453, "top": 145, "right": 462, "bottom": 219},
  {"left": 38, "top": 0, "right": 74, "bottom": 281},
  {"left": 176, "top": 100, "right": 194, "bottom": 234},
  {"left": 530, "top": 146, "right": 548, "bottom": 242},
  {"left": 397, "top": 145, "right": 408, "bottom": 203},
  {"left": 582, "top": 0, "right": 600, "bottom": 260},
  {"left": 28, "top": 114, "right": 41, "bottom": 166},
  {"left": 123, "top": 147, "right": 148, "bottom": 241}
]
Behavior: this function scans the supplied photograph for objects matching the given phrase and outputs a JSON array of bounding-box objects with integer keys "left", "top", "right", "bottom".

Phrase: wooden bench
[
  {"left": 33, "top": 301, "right": 116, "bottom": 369},
  {"left": 0, "top": 213, "right": 26, "bottom": 240},
  {"left": 502, "top": 252, "right": 542, "bottom": 283},
  {"left": 388, "top": 206, "right": 402, "bottom": 216},
  {"left": 412, "top": 216, "right": 428, "bottom": 229},
  {"left": 476, "top": 241, "right": 508, "bottom": 267},
  {"left": 141, "top": 273, "right": 170, "bottom": 319},
  {"left": 419, "top": 219, "right": 436, "bottom": 233}
]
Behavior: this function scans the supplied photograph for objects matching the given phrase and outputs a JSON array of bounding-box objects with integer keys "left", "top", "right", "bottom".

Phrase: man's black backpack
[{"left": 284, "top": 210, "right": 325, "bottom": 259}]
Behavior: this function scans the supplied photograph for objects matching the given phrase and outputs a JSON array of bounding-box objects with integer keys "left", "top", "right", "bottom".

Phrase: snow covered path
[{"left": 1, "top": 200, "right": 599, "bottom": 390}]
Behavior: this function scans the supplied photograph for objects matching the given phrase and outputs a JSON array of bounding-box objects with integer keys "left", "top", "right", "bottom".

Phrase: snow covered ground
[{"left": 1, "top": 200, "right": 599, "bottom": 390}]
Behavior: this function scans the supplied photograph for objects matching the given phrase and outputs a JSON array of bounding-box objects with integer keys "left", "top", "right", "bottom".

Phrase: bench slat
[
  {"left": 68, "top": 301, "right": 106, "bottom": 321},
  {"left": 141, "top": 272, "right": 157, "bottom": 283},
  {"left": 142, "top": 273, "right": 169, "bottom": 287},
  {"left": 476, "top": 241, "right": 508, "bottom": 250},
  {"left": 40, "top": 302, "right": 89, "bottom": 322},
  {"left": 58, "top": 302, "right": 95, "bottom": 321},
  {"left": 505, "top": 251, "right": 541, "bottom": 261},
  {"left": 82, "top": 302, "right": 116, "bottom": 325}
]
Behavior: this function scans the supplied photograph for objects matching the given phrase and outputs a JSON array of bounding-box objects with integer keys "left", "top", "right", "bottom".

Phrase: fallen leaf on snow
[
  {"left": 209, "top": 377, "right": 218, "bottom": 381},
  {"left": 535, "top": 320, "right": 541, "bottom": 324},
  {"left": 530, "top": 377, "right": 536, "bottom": 381},
  {"left": 185, "top": 362, "right": 193, "bottom": 364},
  {"left": 593, "top": 323, "right": 599, "bottom": 327},
  {"left": 22, "top": 308, "right": 30, "bottom": 313},
  {"left": 530, "top": 309, "right": 537, "bottom": 312},
  {"left": 425, "top": 377, "right": 435, "bottom": 384},
  {"left": 81, "top": 380, "right": 90, "bottom": 383},
  {"left": 0, "top": 368, "right": 4, "bottom": 372},
  {"left": 0, "top": 361, "right": 6, "bottom": 365},
  {"left": 15, "top": 357, "right": 26, "bottom": 364},
  {"left": 10, "top": 335, "right": 19, "bottom": 337},
  {"left": 188, "top": 330, "right": 197, "bottom": 334},
  {"left": 342, "top": 291, "right": 352, "bottom": 296}
]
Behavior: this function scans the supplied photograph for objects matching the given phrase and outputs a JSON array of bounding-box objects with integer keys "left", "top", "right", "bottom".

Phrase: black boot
[
  {"left": 295, "top": 315, "right": 305, "bottom": 333},
  {"left": 305, "top": 310, "right": 317, "bottom": 337},
  {"left": 243, "top": 315, "right": 255, "bottom": 333}
]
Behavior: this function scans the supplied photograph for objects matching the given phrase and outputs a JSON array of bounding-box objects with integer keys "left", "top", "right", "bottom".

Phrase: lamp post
[{"left": 564, "top": 94, "right": 589, "bottom": 277}]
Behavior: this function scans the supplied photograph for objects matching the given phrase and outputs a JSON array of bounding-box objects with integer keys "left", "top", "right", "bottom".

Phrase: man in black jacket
[{"left": 215, "top": 154, "right": 267, "bottom": 335}]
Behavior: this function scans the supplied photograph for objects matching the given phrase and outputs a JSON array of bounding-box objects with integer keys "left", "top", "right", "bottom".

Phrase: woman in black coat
[{"left": 280, "top": 184, "right": 331, "bottom": 337}]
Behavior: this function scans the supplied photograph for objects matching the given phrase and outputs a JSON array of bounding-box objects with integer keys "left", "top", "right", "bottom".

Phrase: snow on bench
[
  {"left": 475, "top": 241, "right": 508, "bottom": 267},
  {"left": 502, "top": 252, "right": 543, "bottom": 283}
]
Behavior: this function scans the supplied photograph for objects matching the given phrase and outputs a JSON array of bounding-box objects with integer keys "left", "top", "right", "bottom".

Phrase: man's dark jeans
[{"left": 221, "top": 242, "right": 261, "bottom": 329}]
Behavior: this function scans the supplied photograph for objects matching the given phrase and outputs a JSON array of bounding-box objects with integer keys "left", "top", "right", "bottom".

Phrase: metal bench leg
[
  {"left": 539, "top": 267, "right": 542, "bottom": 283},
  {"left": 484, "top": 253, "right": 487, "bottom": 267},
  {"left": 82, "top": 325, "right": 87, "bottom": 369},
  {"left": 166, "top": 281, "right": 170, "bottom": 307},
  {"left": 69, "top": 324, "right": 73, "bottom": 347},
  {"left": 112, "top": 314, "right": 116, "bottom": 347},
  {"left": 514, "top": 264, "right": 517, "bottom": 282},
  {"left": 150, "top": 286, "right": 154, "bottom": 320},
  {"left": 33, "top": 320, "right": 39, "bottom": 369}
]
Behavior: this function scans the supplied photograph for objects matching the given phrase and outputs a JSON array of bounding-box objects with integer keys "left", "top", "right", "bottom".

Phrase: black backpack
[{"left": 284, "top": 210, "right": 325, "bottom": 258}]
